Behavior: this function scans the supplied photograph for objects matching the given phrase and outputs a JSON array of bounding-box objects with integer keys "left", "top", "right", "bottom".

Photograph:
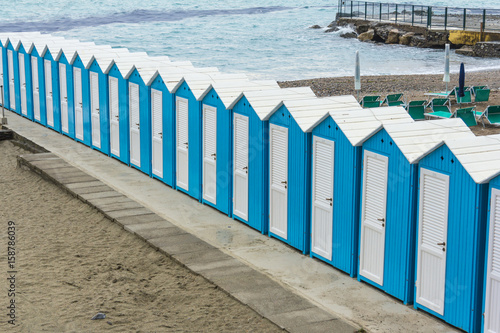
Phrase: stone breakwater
[{"left": 311, "top": 18, "right": 500, "bottom": 58}]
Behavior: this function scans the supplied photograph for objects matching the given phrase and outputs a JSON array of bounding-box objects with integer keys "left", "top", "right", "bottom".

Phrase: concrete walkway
[{"left": 5, "top": 111, "right": 458, "bottom": 333}]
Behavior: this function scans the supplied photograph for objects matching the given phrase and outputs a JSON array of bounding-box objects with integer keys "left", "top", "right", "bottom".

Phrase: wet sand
[{"left": 0, "top": 140, "right": 282, "bottom": 332}]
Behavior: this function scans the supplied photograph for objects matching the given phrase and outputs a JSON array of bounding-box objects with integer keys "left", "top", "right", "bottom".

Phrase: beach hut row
[{"left": 1, "top": 32, "right": 500, "bottom": 333}]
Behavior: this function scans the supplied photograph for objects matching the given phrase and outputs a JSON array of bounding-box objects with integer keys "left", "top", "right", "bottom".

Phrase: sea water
[{"left": 1, "top": 0, "right": 500, "bottom": 81}]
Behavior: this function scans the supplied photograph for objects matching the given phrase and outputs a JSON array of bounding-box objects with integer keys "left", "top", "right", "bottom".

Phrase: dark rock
[
  {"left": 340, "top": 32, "right": 357, "bottom": 38},
  {"left": 456, "top": 46, "right": 474, "bottom": 56},
  {"left": 309, "top": 25, "right": 322, "bottom": 29},
  {"left": 327, "top": 21, "right": 338, "bottom": 28},
  {"left": 409, "top": 35, "right": 427, "bottom": 47},
  {"left": 472, "top": 41, "right": 500, "bottom": 57},
  {"left": 324, "top": 27, "right": 339, "bottom": 33}
]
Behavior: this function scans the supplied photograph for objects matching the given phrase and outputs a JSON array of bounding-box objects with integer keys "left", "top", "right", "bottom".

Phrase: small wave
[{"left": 0, "top": 6, "right": 294, "bottom": 33}]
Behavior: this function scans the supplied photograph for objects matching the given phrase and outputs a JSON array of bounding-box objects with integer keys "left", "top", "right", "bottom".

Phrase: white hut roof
[
  {"left": 444, "top": 134, "right": 500, "bottom": 184},
  {"left": 200, "top": 79, "right": 280, "bottom": 108},
  {"left": 230, "top": 87, "right": 317, "bottom": 121},
  {"left": 271, "top": 95, "right": 361, "bottom": 132},
  {"left": 383, "top": 118, "right": 474, "bottom": 164},
  {"left": 309, "top": 105, "right": 413, "bottom": 146}
]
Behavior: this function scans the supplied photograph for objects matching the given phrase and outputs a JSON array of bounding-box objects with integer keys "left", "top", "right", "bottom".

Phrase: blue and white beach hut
[
  {"left": 0, "top": 34, "right": 9, "bottom": 108},
  {"left": 170, "top": 71, "right": 223, "bottom": 200},
  {"left": 64, "top": 41, "right": 96, "bottom": 146},
  {"left": 226, "top": 87, "right": 316, "bottom": 234},
  {"left": 307, "top": 106, "right": 412, "bottom": 276},
  {"left": 14, "top": 38, "right": 31, "bottom": 119},
  {"left": 477, "top": 135, "right": 500, "bottom": 333},
  {"left": 359, "top": 118, "right": 472, "bottom": 303},
  {"left": 103, "top": 53, "right": 150, "bottom": 165},
  {"left": 198, "top": 78, "right": 280, "bottom": 216},
  {"left": 4, "top": 36, "right": 21, "bottom": 114},
  {"left": 264, "top": 95, "right": 360, "bottom": 253},
  {"left": 41, "top": 42, "right": 64, "bottom": 132},
  {"left": 414, "top": 133, "right": 499, "bottom": 332},
  {"left": 84, "top": 47, "right": 131, "bottom": 155},
  {"left": 143, "top": 62, "right": 218, "bottom": 187}
]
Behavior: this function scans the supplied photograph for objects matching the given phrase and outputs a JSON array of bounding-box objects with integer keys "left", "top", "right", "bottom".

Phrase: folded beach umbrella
[
  {"left": 443, "top": 44, "right": 450, "bottom": 92},
  {"left": 458, "top": 62, "right": 465, "bottom": 98},
  {"left": 355, "top": 50, "right": 361, "bottom": 100}
]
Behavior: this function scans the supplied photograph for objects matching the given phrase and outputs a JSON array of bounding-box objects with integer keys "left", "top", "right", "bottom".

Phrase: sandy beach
[
  {"left": 0, "top": 140, "right": 281, "bottom": 332},
  {"left": 280, "top": 70, "right": 500, "bottom": 136}
]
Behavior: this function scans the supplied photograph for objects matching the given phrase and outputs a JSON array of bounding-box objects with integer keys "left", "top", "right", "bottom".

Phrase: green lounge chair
[
  {"left": 454, "top": 87, "right": 472, "bottom": 104},
  {"left": 405, "top": 100, "right": 427, "bottom": 120},
  {"left": 471, "top": 85, "right": 487, "bottom": 95},
  {"left": 475, "top": 105, "right": 500, "bottom": 127},
  {"left": 384, "top": 93, "right": 404, "bottom": 106},
  {"left": 426, "top": 98, "right": 452, "bottom": 119},
  {"left": 474, "top": 88, "right": 490, "bottom": 102},
  {"left": 360, "top": 95, "right": 382, "bottom": 108},
  {"left": 456, "top": 107, "right": 477, "bottom": 126}
]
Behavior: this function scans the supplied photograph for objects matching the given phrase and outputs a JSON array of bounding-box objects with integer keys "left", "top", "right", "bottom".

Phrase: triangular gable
[
  {"left": 444, "top": 134, "right": 500, "bottom": 184},
  {"left": 383, "top": 118, "right": 474, "bottom": 164}
]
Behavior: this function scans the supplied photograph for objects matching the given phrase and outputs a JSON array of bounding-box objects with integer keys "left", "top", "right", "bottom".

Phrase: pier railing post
[
  {"left": 411, "top": 5, "right": 414, "bottom": 26},
  {"left": 365, "top": 2, "right": 367, "bottom": 20},
  {"left": 350, "top": 1, "right": 353, "bottom": 18},
  {"left": 395, "top": 4, "right": 398, "bottom": 23},
  {"left": 483, "top": 9, "right": 486, "bottom": 32},
  {"left": 427, "top": 6, "right": 432, "bottom": 29},
  {"left": 379, "top": 3, "right": 382, "bottom": 21},
  {"left": 444, "top": 7, "right": 447, "bottom": 30},
  {"left": 463, "top": 8, "right": 466, "bottom": 30}
]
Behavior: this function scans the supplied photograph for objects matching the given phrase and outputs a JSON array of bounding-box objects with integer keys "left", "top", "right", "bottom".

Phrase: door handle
[
  {"left": 281, "top": 181, "right": 287, "bottom": 185},
  {"left": 325, "top": 198, "right": 333, "bottom": 201},
  {"left": 437, "top": 242, "right": 446, "bottom": 246},
  {"left": 158, "top": 132, "right": 162, "bottom": 135},
  {"left": 377, "top": 218, "right": 385, "bottom": 222},
  {"left": 211, "top": 153, "right": 216, "bottom": 157},
  {"left": 135, "top": 123, "right": 140, "bottom": 126}
]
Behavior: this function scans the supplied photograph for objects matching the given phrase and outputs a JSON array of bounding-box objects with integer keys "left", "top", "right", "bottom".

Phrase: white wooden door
[
  {"left": 32, "top": 57, "right": 40, "bottom": 121},
  {"left": 203, "top": 105, "right": 217, "bottom": 204},
  {"left": 233, "top": 113, "right": 249, "bottom": 220},
  {"left": 73, "top": 67, "right": 83, "bottom": 140},
  {"left": 90, "top": 72, "right": 100, "bottom": 148},
  {"left": 416, "top": 168, "right": 449, "bottom": 316},
  {"left": 44, "top": 59, "right": 53, "bottom": 127},
  {"left": 359, "top": 150, "right": 388, "bottom": 286},
  {"left": 311, "top": 136, "right": 334, "bottom": 261},
  {"left": 8, "top": 50, "right": 15, "bottom": 111},
  {"left": 18, "top": 54, "right": 27, "bottom": 115},
  {"left": 269, "top": 124, "right": 288, "bottom": 239},
  {"left": 151, "top": 88, "right": 163, "bottom": 177},
  {"left": 129, "top": 82, "right": 141, "bottom": 167},
  {"left": 176, "top": 96, "right": 189, "bottom": 190},
  {"left": 109, "top": 77, "right": 120, "bottom": 157},
  {"left": 59, "top": 63, "right": 68, "bottom": 134},
  {"left": 484, "top": 188, "right": 500, "bottom": 332}
]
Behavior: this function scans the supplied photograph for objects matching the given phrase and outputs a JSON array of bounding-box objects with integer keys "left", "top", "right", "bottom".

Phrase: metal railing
[{"left": 337, "top": 0, "right": 500, "bottom": 32}]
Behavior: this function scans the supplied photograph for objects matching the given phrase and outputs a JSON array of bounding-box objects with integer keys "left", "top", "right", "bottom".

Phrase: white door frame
[
  {"left": 483, "top": 188, "right": 500, "bottom": 332},
  {"left": 202, "top": 104, "right": 217, "bottom": 204},
  {"left": 8, "top": 50, "right": 15, "bottom": 111},
  {"left": 359, "top": 150, "right": 388, "bottom": 286},
  {"left": 73, "top": 67, "right": 83, "bottom": 140},
  {"left": 32, "top": 57, "right": 40, "bottom": 121},
  {"left": 44, "top": 59, "right": 53, "bottom": 127},
  {"left": 233, "top": 113, "right": 249, "bottom": 220},
  {"left": 311, "top": 136, "right": 335, "bottom": 261},
  {"left": 129, "top": 82, "right": 141, "bottom": 167},
  {"left": 416, "top": 168, "right": 449, "bottom": 316},
  {"left": 59, "top": 63, "right": 68, "bottom": 134},
  {"left": 90, "top": 71, "right": 101, "bottom": 148},
  {"left": 151, "top": 88, "right": 163, "bottom": 178},
  {"left": 109, "top": 76, "right": 120, "bottom": 157},
  {"left": 176, "top": 96, "right": 189, "bottom": 191},
  {"left": 18, "top": 53, "right": 27, "bottom": 115},
  {"left": 269, "top": 123, "right": 289, "bottom": 240}
]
